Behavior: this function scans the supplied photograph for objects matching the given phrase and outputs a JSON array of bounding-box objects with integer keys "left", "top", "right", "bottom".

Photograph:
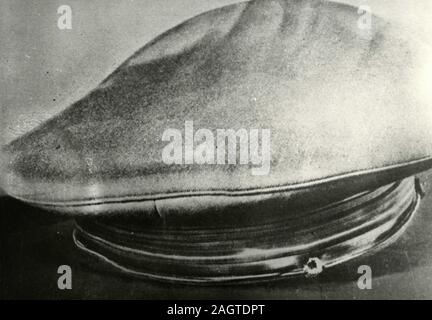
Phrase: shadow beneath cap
[{"left": 1, "top": 182, "right": 432, "bottom": 299}]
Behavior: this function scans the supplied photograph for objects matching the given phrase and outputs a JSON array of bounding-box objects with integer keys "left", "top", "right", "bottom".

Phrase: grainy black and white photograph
[{"left": 1, "top": 0, "right": 432, "bottom": 305}]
